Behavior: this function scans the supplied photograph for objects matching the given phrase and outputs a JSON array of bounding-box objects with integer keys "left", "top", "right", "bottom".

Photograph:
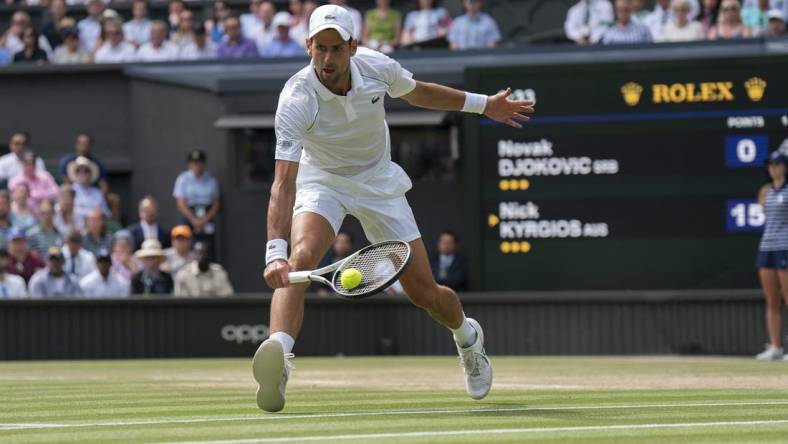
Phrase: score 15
[
  {"left": 725, "top": 135, "right": 768, "bottom": 167},
  {"left": 726, "top": 199, "right": 765, "bottom": 232}
]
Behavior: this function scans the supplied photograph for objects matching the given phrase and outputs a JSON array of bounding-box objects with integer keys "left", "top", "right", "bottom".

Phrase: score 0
[{"left": 725, "top": 135, "right": 768, "bottom": 167}]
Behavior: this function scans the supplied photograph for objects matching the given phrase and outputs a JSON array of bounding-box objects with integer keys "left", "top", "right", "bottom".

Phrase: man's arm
[
  {"left": 263, "top": 159, "right": 300, "bottom": 289},
  {"left": 401, "top": 81, "right": 534, "bottom": 128}
]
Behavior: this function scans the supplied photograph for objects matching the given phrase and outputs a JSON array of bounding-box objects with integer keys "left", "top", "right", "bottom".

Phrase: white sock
[
  {"left": 268, "top": 331, "right": 295, "bottom": 355},
  {"left": 451, "top": 316, "right": 477, "bottom": 348}
]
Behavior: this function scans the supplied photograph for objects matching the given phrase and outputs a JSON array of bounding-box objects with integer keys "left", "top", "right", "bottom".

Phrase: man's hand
[
  {"left": 264, "top": 259, "right": 290, "bottom": 289},
  {"left": 484, "top": 87, "right": 535, "bottom": 129}
]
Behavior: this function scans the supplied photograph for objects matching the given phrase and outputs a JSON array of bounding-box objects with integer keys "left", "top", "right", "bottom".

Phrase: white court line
[
  {"left": 165, "top": 419, "right": 788, "bottom": 444},
  {"left": 2, "top": 400, "right": 788, "bottom": 431}
]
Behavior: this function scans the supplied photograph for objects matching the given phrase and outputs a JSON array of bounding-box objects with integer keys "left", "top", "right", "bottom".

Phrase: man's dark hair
[
  {"left": 439, "top": 229, "right": 459, "bottom": 243},
  {"left": 77, "top": 132, "right": 94, "bottom": 145}
]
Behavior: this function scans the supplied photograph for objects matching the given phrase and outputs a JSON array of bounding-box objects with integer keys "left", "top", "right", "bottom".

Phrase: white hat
[
  {"left": 273, "top": 11, "right": 293, "bottom": 28},
  {"left": 66, "top": 156, "right": 100, "bottom": 184},
  {"left": 767, "top": 9, "right": 785, "bottom": 21},
  {"left": 134, "top": 239, "right": 166, "bottom": 259},
  {"left": 308, "top": 4, "right": 353, "bottom": 41}
]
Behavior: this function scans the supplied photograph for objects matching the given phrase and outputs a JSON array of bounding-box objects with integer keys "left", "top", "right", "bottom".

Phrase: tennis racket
[{"left": 288, "top": 240, "right": 412, "bottom": 299}]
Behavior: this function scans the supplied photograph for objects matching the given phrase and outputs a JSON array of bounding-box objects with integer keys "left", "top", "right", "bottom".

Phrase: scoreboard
[{"left": 463, "top": 55, "right": 788, "bottom": 291}]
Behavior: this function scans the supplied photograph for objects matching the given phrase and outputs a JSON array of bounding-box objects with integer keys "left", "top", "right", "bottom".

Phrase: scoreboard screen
[{"left": 464, "top": 55, "right": 788, "bottom": 291}]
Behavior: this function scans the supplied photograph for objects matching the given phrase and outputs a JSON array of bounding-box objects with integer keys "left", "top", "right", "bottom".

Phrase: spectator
[
  {"left": 54, "top": 184, "right": 79, "bottom": 234},
  {"left": 402, "top": 0, "right": 451, "bottom": 45},
  {"left": 659, "top": 0, "right": 705, "bottom": 41},
  {"left": 601, "top": 0, "right": 653, "bottom": 44},
  {"left": 564, "top": 0, "right": 614, "bottom": 44},
  {"left": 261, "top": 12, "right": 305, "bottom": 57},
  {"left": 241, "top": 0, "right": 265, "bottom": 39},
  {"left": 60, "top": 134, "right": 109, "bottom": 190},
  {"left": 173, "top": 150, "right": 220, "bottom": 246},
  {"left": 644, "top": 0, "right": 673, "bottom": 37},
  {"left": 708, "top": 0, "right": 754, "bottom": 38},
  {"left": 6, "top": 228, "right": 44, "bottom": 283},
  {"left": 1, "top": 11, "right": 53, "bottom": 58},
  {"left": 207, "top": 0, "right": 231, "bottom": 43},
  {"left": 217, "top": 16, "right": 259, "bottom": 59},
  {"left": 742, "top": 0, "right": 771, "bottom": 33},
  {"left": 447, "top": 0, "right": 502, "bottom": 50},
  {"left": 0, "top": 191, "right": 11, "bottom": 250},
  {"left": 78, "top": 0, "right": 104, "bottom": 52},
  {"left": 13, "top": 27, "right": 48, "bottom": 65},
  {"left": 631, "top": 0, "right": 651, "bottom": 22},
  {"left": 0, "top": 132, "right": 45, "bottom": 185},
  {"left": 127, "top": 196, "right": 171, "bottom": 250},
  {"left": 174, "top": 241, "right": 233, "bottom": 297},
  {"left": 62, "top": 230, "right": 97, "bottom": 280},
  {"left": 111, "top": 230, "right": 142, "bottom": 282},
  {"left": 53, "top": 26, "right": 91, "bottom": 64},
  {"left": 27, "top": 201, "right": 62, "bottom": 259},
  {"left": 290, "top": 0, "right": 318, "bottom": 43},
  {"left": 0, "top": 249, "right": 28, "bottom": 299},
  {"left": 168, "top": 0, "right": 186, "bottom": 31},
  {"left": 80, "top": 248, "right": 129, "bottom": 298},
  {"left": 124, "top": 0, "right": 152, "bottom": 48},
  {"left": 82, "top": 209, "right": 112, "bottom": 256},
  {"left": 250, "top": 2, "right": 276, "bottom": 51},
  {"left": 179, "top": 23, "right": 217, "bottom": 60},
  {"left": 10, "top": 153, "right": 59, "bottom": 214},
  {"left": 41, "top": 0, "right": 69, "bottom": 49},
  {"left": 131, "top": 239, "right": 173, "bottom": 295},
  {"left": 765, "top": 8, "right": 786, "bottom": 35},
  {"left": 162, "top": 225, "right": 194, "bottom": 276},
  {"left": 429, "top": 230, "right": 468, "bottom": 291},
  {"left": 288, "top": 0, "right": 306, "bottom": 41},
  {"left": 67, "top": 156, "right": 110, "bottom": 226},
  {"left": 171, "top": 9, "right": 196, "bottom": 49},
  {"left": 137, "top": 20, "right": 179, "bottom": 62},
  {"left": 95, "top": 19, "right": 137, "bottom": 63},
  {"left": 363, "top": 0, "right": 402, "bottom": 53},
  {"left": 10, "top": 184, "right": 37, "bottom": 232},
  {"left": 329, "top": 0, "right": 363, "bottom": 40},
  {"left": 698, "top": 0, "right": 721, "bottom": 33},
  {"left": 29, "top": 246, "right": 82, "bottom": 298}
]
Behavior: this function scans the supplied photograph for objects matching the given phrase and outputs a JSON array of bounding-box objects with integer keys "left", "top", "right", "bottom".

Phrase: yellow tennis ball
[{"left": 340, "top": 268, "right": 363, "bottom": 289}]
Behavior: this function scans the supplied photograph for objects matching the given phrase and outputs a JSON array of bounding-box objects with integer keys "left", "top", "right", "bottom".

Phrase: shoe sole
[
  {"left": 252, "top": 339, "right": 285, "bottom": 412},
  {"left": 466, "top": 318, "right": 492, "bottom": 400}
]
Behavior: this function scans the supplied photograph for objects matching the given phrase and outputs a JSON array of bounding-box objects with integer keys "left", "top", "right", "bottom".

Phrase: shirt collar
[{"left": 308, "top": 57, "right": 365, "bottom": 101}]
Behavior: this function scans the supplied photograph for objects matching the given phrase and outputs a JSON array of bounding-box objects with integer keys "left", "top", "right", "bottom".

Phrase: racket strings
[{"left": 334, "top": 242, "right": 410, "bottom": 296}]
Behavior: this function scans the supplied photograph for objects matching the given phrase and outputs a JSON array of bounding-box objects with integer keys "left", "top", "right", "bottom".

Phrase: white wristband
[
  {"left": 265, "top": 239, "right": 288, "bottom": 265},
  {"left": 462, "top": 92, "right": 488, "bottom": 114}
]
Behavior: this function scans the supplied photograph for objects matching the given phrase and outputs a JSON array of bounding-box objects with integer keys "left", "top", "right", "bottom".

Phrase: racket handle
[{"left": 288, "top": 271, "right": 312, "bottom": 284}]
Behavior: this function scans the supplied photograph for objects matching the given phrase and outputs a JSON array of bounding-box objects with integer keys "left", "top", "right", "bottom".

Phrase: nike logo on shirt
[{"left": 371, "top": 96, "right": 380, "bottom": 104}]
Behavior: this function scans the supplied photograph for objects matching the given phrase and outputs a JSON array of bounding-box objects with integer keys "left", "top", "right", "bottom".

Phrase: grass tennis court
[{"left": 2, "top": 356, "right": 788, "bottom": 443}]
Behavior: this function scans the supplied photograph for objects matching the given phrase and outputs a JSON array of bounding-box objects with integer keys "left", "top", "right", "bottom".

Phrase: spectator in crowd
[
  {"left": 0, "top": 132, "right": 44, "bottom": 185},
  {"left": 68, "top": 156, "right": 109, "bottom": 226},
  {"left": 27, "top": 201, "right": 62, "bottom": 259},
  {"left": 10, "top": 152, "right": 59, "bottom": 213},
  {"left": 708, "top": 0, "right": 754, "bottom": 38},
  {"left": 601, "top": 0, "right": 653, "bottom": 44},
  {"left": 137, "top": 20, "right": 179, "bottom": 62},
  {"left": 124, "top": 0, "right": 152, "bottom": 48},
  {"left": 0, "top": 191, "right": 10, "bottom": 250},
  {"left": 162, "top": 225, "right": 194, "bottom": 276},
  {"left": 173, "top": 150, "right": 220, "bottom": 246},
  {"left": 447, "top": 0, "right": 502, "bottom": 50},
  {"left": 290, "top": 0, "right": 318, "bottom": 43},
  {"left": 13, "top": 27, "right": 48, "bottom": 65},
  {"left": 174, "top": 241, "right": 233, "bottom": 297},
  {"left": 0, "top": 249, "right": 28, "bottom": 299},
  {"left": 765, "top": 8, "right": 786, "bottom": 35},
  {"left": 131, "top": 239, "right": 173, "bottom": 295},
  {"left": 218, "top": 16, "right": 258, "bottom": 59},
  {"left": 78, "top": 0, "right": 104, "bottom": 52},
  {"left": 94, "top": 19, "right": 137, "bottom": 64},
  {"left": 10, "top": 184, "right": 37, "bottom": 232},
  {"left": 363, "top": 0, "right": 402, "bottom": 53},
  {"left": 62, "top": 230, "right": 97, "bottom": 280},
  {"left": 631, "top": 0, "right": 651, "bottom": 22},
  {"left": 168, "top": 0, "right": 186, "bottom": 31},
  {"left": 111, "top": 230, "right": 142, "bottom": 282},
  {"left": 180, "top": 23, "right": 217, "bottom": 60},
  {"left": 564, "top": 0, "right": 614, "bottom": 44},
  {"left": 742, "top": 0, "right": 771, "bottom": 33},
  {"left": 127, "top": 196, "right": 170, "bottom": 250},
  {"left": 261, "top": 12, "right": 305, "bottom": 57},
  {"left": 288, "top": 0, "right": 306, "bottom": 41},
  {"left": 329, "top": 0, "right": 363, "bottom": 40},
  {"left": 207, "top": 0, "right": 231, "bottom": 43},
  {"left": 429, "top": 230, "right": 468, "bottom": 291},
  {"left": 250, "top": 1, "right": 276, "bottom": 51},
  {"left": 54, "top": 184, "right": 79, "bottom": 234},
  {"left": 1, "top": 11, "right": 53, "bottom": 58},
  {"left": 60, "top": 134, "right": 108, "bottom": 190},
  {"left": 644, "top": 0, "right": 673, "bottom": 37},
  {"left": 41, "top": 0, "right": 69, "bottom": 49},
  {"left": 171, "top": 9, "right": 196, "bottom": 49},
  {"left": 53, "top": 26, "right": 91, "bottom": 64},
  {"left": 6, "top": 228, "right": 44, "bottom": 283},
  {"left": 82, "top": 209, "right": 113, "bottom": 256},
  {"left": 29, "top": 246, "right": 82, "bottom": 298},
  {"left": 698, "top": 0, "right": 720, "bottom": 33},
  {"left": 80, "top": 248, "right": 129, "bottom": 298},
  {"left": 241, "top": 0, "right": 265, "bottom": 38},
  {"left": 402, "top": 0, "right": 451, "bottom": 45},
  {"left": 659, "top": 0, "right": 705, "bottom": 41}
]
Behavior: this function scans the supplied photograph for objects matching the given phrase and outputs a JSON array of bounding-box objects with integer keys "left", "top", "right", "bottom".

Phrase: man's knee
[{"left": 289, "top": 241, "right": 323, "bottom": 271}]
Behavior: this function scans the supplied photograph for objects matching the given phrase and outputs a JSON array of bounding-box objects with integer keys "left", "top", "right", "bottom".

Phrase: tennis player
[{"left": 255, "top": 4, "right": 534, "bottom": 412}]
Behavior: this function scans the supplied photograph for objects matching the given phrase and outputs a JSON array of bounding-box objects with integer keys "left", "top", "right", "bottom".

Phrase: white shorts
[{"left": 293, "top": 162, "right": 421, "bottom": 243}]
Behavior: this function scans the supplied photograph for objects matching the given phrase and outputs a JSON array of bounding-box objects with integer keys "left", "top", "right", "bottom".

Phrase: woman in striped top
[{"left": 755, "top": 150, "right": 788, "bottom": 361}]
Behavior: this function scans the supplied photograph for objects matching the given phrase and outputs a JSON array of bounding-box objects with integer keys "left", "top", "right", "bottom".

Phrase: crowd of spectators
[
  {"left": 566, "top": 0, "right": 786, "bottom": 46},
  {"left": 0, "top": 0, "right": 504, "bottom": 66},
  {"left": 0, "top": 130, "right": 233, "bottom": 299}
]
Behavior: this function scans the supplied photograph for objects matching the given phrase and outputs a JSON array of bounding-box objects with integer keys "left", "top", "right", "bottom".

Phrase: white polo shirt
[
  {"left": 94, "top": 41, "right": 138, "bottom": 64},
  {"left": 136, "top": 41, "right": 180, "bottom": 62},
  {"left": 274, "top": 47, "right": 417, "bottom": 178}
]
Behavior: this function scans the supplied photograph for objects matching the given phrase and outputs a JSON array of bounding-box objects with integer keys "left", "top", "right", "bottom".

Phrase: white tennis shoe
[
  {"left": 253, "top": 339, "right": 294, "bottom": 412},
  {"left": 456, "top": 318, "right": 492, "bottom": 400},
  {"left": 755, "top": 345, "right": 783, "bottom": 361}
]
